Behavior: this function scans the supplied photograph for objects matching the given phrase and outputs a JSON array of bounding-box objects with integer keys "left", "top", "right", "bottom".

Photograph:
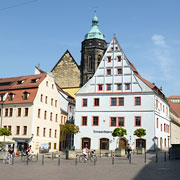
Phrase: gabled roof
[
  {"left": 0, "top": 73, "right": 46, "bottom": 104},
  {"left": 168, "top": 99, "right": 180, "bottom": 118},
  {"left": 77, "top": 35, "right": 166, "bottom": 100},
  {"left": 51, "top": 50, "right": 80, "bottom": 72}
]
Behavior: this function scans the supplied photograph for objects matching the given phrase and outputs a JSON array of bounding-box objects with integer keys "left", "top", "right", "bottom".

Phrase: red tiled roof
[
  {"left": 127, "top": 59, "right": 165, "bottom": 99},
  {"left": 0, "top": 73, "right": 46, "bottom": 104},
  {"left": 168, "top": 96, "right": 180, "bottom": 99},
  {"left": 168, "top": 100, "right": 180, "bottom": 118}
]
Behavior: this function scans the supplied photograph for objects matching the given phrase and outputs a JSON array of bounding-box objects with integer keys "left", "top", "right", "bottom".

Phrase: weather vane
[{"left": 94, "top": 6, "right": 98, "bottom": 15}]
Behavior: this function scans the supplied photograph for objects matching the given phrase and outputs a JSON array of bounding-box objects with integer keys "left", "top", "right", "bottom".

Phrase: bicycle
[
  {"left": 27, "top": 153, "right": 37, "bottom": 162},
  {"left": 79, "top": 150, "right": 97, "bottom": 163}
]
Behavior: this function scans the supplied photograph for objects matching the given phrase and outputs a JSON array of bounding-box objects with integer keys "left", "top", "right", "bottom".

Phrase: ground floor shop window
[
  {"left": 100, "top": 138, "right": 109, "bottom": 150},
  {"left": 136, "top": 139, "right": 146, "bottom": 148},
  {"left": 82, "top": 137, "right": 91, "bottom": 149}
]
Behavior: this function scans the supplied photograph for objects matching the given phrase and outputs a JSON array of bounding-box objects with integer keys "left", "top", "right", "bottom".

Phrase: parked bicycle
[{"left": 79, "top": 150, "right": 97, "bottom": 163}]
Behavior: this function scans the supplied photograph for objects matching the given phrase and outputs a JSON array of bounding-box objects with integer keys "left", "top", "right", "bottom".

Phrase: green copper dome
[{"left": 84, "top": 15, "right": 105, "bottom": 40}]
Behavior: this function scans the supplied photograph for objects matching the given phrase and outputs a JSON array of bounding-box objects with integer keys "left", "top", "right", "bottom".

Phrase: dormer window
[
  {"left": 31, "top": 79, "right": 39, "bottom": 83},
  {"left": 107, "top": 56, "right": 111, "bottom": 63},
  {"left": 17, "top": 80, "right": 24, "bottom": 85},
  {"left": 23, "top": 92, "right": 29, "bottom": 100},
  {"left": 8, "top": 93, "right": 14, "bottom": 101},
  {"left": 0, "top": 95, "right": 4, "bottom": 102}
]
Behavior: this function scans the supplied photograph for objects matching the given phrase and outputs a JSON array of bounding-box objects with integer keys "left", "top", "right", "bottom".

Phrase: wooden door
[{"left": 119, "top": 138, "right": 126, "bottom": 149}]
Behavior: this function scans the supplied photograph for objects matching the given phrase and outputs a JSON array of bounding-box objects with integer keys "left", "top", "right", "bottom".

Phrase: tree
[
  {"left": 133, "top": 128, "right": 146, "bottom": 138},
  {"left": 112, "top": 127, "right": 127, "bottom": 138},
  {"left": 0, "top": 128, "right": 12, "bottom": 141},
  {"left": 62, "top": 124, "right": 80, "bottom": 149}
]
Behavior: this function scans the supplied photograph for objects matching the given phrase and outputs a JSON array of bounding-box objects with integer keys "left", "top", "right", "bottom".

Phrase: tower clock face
[{"left": 98, "top": 43, "right": 101, "bottom": 45}]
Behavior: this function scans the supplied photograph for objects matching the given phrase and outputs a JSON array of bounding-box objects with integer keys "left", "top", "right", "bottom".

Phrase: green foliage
[
  {"left": 133, "top": 128, "right": 146, "bottom": 138},
  {"left": 112, "top": 127, "right": 127, "bottom": 138},
  {"left": 62, "top": 124, "right": 80, "bottom": 135},
  {"left": 0, "top": 128, "right": 12, "bottom": 136}
]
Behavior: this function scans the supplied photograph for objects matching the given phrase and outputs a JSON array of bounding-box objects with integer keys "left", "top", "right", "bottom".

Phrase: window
[
  {"left": 49, "top": 129, "right": 52, "bottom": 137},
  {"left": 55, "top": 100, "right": 57, "bottom": 107},
  {"left": 161, "top": 124, "right": 162, "bottom": 131},
  {"left": 16, "top": 126, "right": 20, "bottom": 135},
  {"left": 52, "top": 84, "right": 54, "bottom": 89},
  {"left": 135, "top": 116, "right": 141, "bottom": 126},
  {"left": 100, "top": 138, "right": 109, "bottom": 150},
  {"left": 40, "top": 94, "right": 43, "bottom": 102},
  {"left": 38, "top": 109, "right": 41, "bottom": 118},
  {"left": 110, "top": 117, "right": 116, "bottom": 126},
  {"left": 37, "top": 127, "right": 39, "bottom": 136},
  {"left": 54, "top": 130, "right": 57, "bottom": 138},
  {"left": 164, "top": 124, "right": 166, "bottom": 132},
  {"left": 49, "top": 142, "right": 51, "bottom": 149},
  {"left": 0, "top": 109, "right": 1, "bottom": 116},
  {"left": 115, "top": 47, "right": 118, "bottom": 51},
  {"left": 24, "top": 108, "right": 28, "bottom": 116},
  {"left": 0, "top": 95, "right": 4, "bottom": 102},
  {"left": 18, "top": 108, "right": 21, "bottom": 117},
  {"left": 97, "top": 55, "right": 101, "bottom": 67},
  {"left": 31, "top": 79, "right": 38, "bottom": 83},
  {"left": 8, "top": 93, "right": 14, "bottom": 101},
  {"left": 111, "top": 98, "right": 117, "bottom": 106},
  {"left": 156, "top": 99, "right": 158, "bottom": 108},
  {"left": 17, "top": 80, "right": 24, "bottom": 85},
  {"left": 82, "top": 99, "right": 87, "bottom": 107},
  {"left": 43, "top": 128, "right": 46, "bottom": 137},
  {"left": 54, "top": 143, "right": 57, "bottom": 150},
  {"left": 118, "top": 117, "right": 124, "bottom": 126},
  {"left": 23, "top": 92, "right": 29, "bottom": 100},
  {"left": 45, "top": 96, "right": 48, "bottom": 104},
  {"left": 111, "top": 47, "right": 114, "bottom": 51},
  {"left": 92, "top": 116, "right": 99, "bottom": 126},
  {"left": 118, "top": 97, "right": 124, "bottom": 106},
  {"left": 94, "top": 98, "right": 100, "bottom": 106},
  {"left": 125, "top": 83, "right": 130, "bottom": 90},
  {"left": 50, "top": 112, "right": 53, "bottom": 121},
  {"left": 23, "top": 126, "right": 27, "bottom": 135},
  {"left": 106, "top": 69, "right": 111, "bottom": 75},
  {"left": 55, "top": 114, "right": 58, "bottom": 122},
  {"left": 135, "top": 97, "right": 141, "bottom": 106},
  {"left": 82, "top": 116, "right": 87, "bottom": 126},
  {"left": 51, "top": 98, "right": 53, "bottom": 106},
  {"left": 117, "top": 83, "right": 122, "bottom": 90},
  {"left": 8, "top": 126, "right": 11, "bottom": 132},
  {"left": 4, "top": 126, "right": 7, "bottom": 129},
  {"left": 88, "top": 55, "right": 92, "bottom": 70},
  {"left": 61, "top": 116, "right": 63, "bottom": 124},
  {"left": 46, "top": 81, "right": 48, "bottom": 87},
  {"left": 98, "top": 84, "right": 103, "bottom": 91},
  {"left": 107, "top": 56, "right": 111, "bottom": 63},
  {"left": 117, "top": 68, "right": 122, "bottom": 75},
  {"left": 163, "top": 105, "right": 165, "bottom": 112},
  {"left": 44, "top": 111, "right": 47, "bottom": 120},
  {"left": 5, "top": 108, "right": 8, "bottom": 117},
  {"left": 106, "top": 84, "right": 111, "bottom": 91},
  {"left": 117, "top": 56, "right": 121, "bottom": 62},
  {"left": 69, "top": 106, "right": 72, "bottom": 112},
  {"left": 157, "top": 118, "right": 159, "bottom": 128},
  {"left": 9, "top": 108, "right": 13, "bottom": 117}
]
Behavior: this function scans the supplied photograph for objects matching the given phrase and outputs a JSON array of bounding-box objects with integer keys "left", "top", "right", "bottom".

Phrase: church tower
[{"left": 80, "top": 12, "right": 107, "bottom": 86}]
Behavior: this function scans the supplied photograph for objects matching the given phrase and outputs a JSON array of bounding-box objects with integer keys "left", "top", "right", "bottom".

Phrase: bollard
[
  {"left": 42, "top": 155, "right": 44, "bottom": 165},
  {"left": 164, "top": 152, "right": 166, "bottom": 162},
  {"left": 144, "top": 152, "right": 146, "bottom": 163},
  {"left": 21, "top": 153, "right": 23, "bottom": 161},
  {"left": 75, "top": 156, "right": 77, "bottom": 165},
  {"left": 26, "top": 156, "right": 29, "bottom": 165},
  {"left": 37, "top": 153, "right": 39, "bottom": 161},
  {"left": 58, "top": 155, "right": 60, "bottom": 166},
  {"left": 112, "top": 156, "right": 114, "bottom": 165},
  {"left": 94, "top": 158, "right": 96, "bottom": 166},
  {"left": 129, "top": 154, "right": 131, "bottom": 164},
  {"left": 156, "top": 152, "right": 158, "bottom": 162},
  {"left": 111, "top": 150, "right": 112, "bottom": 157},
  {"left": 12, "top": 156, "right": 14, "bottom": 165},
  {"left": 52, "top": 152, "right": 54, "bottom": 160},
  {"left": 100, "top": 151, "right": 101, "bottom": 158}
]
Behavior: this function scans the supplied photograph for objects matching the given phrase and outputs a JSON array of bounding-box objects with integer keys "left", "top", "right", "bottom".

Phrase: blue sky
[{"left": 0, "top": 0, "right": 180, "bottom": 97}]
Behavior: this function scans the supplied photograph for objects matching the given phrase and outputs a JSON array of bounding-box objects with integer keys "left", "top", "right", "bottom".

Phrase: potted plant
[
  {"left": 112, "top": 127, "right": 127, "bottom": 156},
  {"left": 133, "top": 128, "right": 146, "bottom": 154}
]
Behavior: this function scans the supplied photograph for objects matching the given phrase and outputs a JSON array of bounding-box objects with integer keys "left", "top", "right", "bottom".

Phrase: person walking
[
  {"left": 127, "top": 144, "right": 132, "bottom": 159},
  {"left": 8, "top": 146, "right": 14, "bottom": 164}
]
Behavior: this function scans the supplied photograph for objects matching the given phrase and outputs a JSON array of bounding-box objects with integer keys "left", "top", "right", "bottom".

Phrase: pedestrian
[
  {"left": 8, "top": 146, "right": 14, "bottom": 164},
  {"left": 127, "top": 144, "right": 132, "bottom": 159}
]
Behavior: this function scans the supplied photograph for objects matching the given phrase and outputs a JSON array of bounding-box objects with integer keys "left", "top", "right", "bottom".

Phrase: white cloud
[
  {"left": 152, "top": 34, "right": 167, "bottom": 48},
  {"left": 151, "top": 34, "right": 173, "bottom": 80}
]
